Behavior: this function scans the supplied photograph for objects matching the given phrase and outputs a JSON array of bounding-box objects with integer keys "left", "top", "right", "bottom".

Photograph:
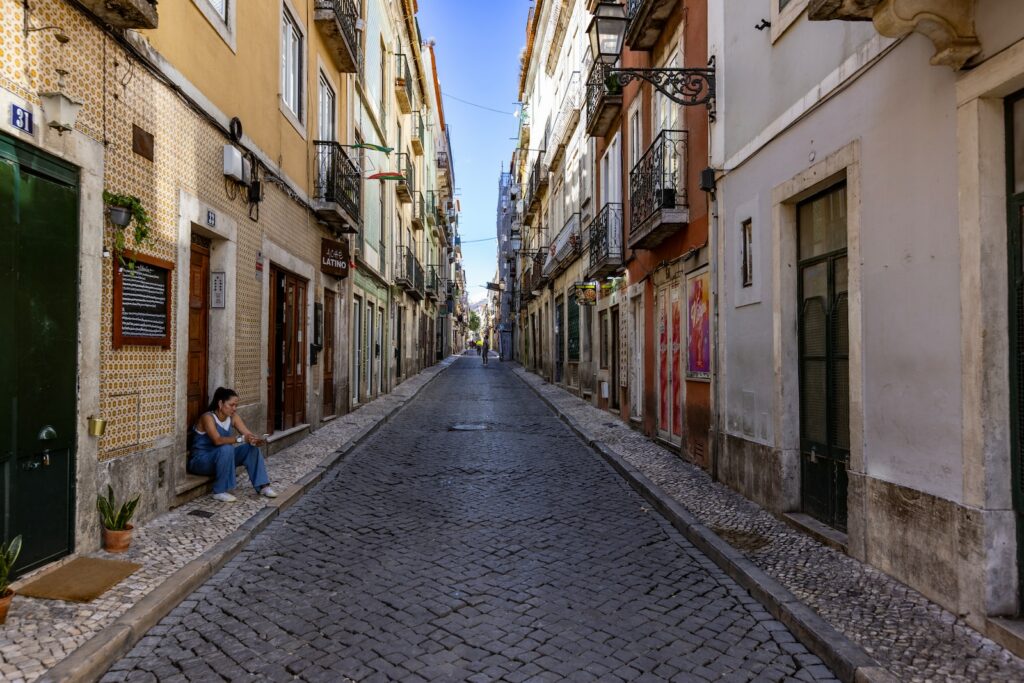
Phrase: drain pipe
[{"left": 701, "top": 167, "right": 722, "bottom": 483}]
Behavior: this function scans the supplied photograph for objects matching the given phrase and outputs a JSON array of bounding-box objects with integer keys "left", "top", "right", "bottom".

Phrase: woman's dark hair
[{"left": 207, "top": 387, "right": 238, "bottom": 414}]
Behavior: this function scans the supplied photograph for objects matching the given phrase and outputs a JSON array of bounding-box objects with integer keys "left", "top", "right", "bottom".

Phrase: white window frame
[
  {"left": 280, "top": 2, "right": 307, "bottom": 136},
  {"left": 192, "top": 0, "right": 236, "bottom": 51},
  {"left": 317, "top": 70, "right": 337, "bottom": 141},
  {"left": 771, "top": 0, "right": 810, "bottom": 43}
]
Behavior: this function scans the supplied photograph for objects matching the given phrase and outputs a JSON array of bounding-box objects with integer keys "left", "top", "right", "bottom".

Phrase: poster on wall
[{"left": 686, "top": 269, "right": 711, "bottom": 380}]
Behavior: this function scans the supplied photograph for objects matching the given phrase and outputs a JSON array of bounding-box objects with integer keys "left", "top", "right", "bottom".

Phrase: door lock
[{"left": 41, "top": 451, "right": 51, "bottom": 467}]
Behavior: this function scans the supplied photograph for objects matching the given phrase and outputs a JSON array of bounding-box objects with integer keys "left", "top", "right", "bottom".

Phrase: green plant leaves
[
  {"left": 96, "top": 485, "right": 140, "bottom": 531},
  {"left": 0, "top": 535, "right": 23, "bottom": 594}
]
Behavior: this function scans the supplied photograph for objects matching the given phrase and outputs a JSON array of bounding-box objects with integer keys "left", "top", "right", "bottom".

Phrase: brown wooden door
[
  {"left": 268, "top": 265, "right": 307, "bottom": 433},
  {"left": 323, "top": 289, "right": 336, "bottom": 416},
  {"left": 187, "top": 239, "right": 210, "bottom": 429}
]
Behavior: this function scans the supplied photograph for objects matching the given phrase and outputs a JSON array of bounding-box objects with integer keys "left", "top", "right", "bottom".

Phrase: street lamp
[{"left": 585, "top": 1, "right": 715, "bottom": 112}]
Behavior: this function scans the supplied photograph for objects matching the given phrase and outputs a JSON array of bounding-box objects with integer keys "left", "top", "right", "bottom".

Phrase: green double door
[{"left": 0, "top": 134, "right": 79, "bottom": 574}]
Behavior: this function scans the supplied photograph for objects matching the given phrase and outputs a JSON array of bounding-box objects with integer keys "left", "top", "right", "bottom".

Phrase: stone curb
[
  {"left": 39, "top": 357, "right": 457, "bottom": 683},
  {"left": 511, "top": 366, "right": 897, "bottom": 683}
]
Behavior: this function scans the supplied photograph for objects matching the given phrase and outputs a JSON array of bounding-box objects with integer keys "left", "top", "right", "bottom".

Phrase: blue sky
[{"left": 417, "top": 0, "right": 533, "bottom": 303}]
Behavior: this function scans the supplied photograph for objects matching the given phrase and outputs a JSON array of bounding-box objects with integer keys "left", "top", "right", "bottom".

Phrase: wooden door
[
  {"left": 323, "top": 289, "right": 336, "bottom": 416},
  {"left": 187, "top": 237, "right": 210, "bottom": 429},
  {"left": 610, "top": 306, "right": 620, "bottom": 409},
  {"left": 268, "top": 265, "right": 307, "bottom": 432}
]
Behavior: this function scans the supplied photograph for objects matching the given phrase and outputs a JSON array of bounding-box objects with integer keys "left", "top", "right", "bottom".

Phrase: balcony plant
[
  {"left": 103, "top": 190, "right": 153, "bottom": 268},
  {"left": 97, "top": 485, "right": 140, "bottom": 553},
  {"left": 0, "top": 535, "right": 22, "bottom": 624}
]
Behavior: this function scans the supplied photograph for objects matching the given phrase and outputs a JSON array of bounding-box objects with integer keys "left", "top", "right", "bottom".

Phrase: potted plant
[
  {"left": 0, "top": 535, "right": 22, "bottom": 624},
  {"left": 97, "top": 485, "right": 140, "bottom": 553},
  {"left": 103, "top": 190, "right": 153, "bottom": 268}
]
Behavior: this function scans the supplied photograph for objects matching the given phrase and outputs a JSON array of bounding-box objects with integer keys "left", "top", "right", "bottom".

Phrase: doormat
[{"left": 17, "top": 557, "right": 141, "bottom": 603}]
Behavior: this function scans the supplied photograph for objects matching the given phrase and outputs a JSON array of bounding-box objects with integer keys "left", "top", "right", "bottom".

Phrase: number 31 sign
[{"left": 10, "top": 104, "right": 33, "bottom": 134}]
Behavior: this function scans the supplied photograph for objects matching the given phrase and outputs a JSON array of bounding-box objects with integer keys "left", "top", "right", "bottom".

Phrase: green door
[
  {"left": 1007, "top": 91, "right": 1024, "bottom": 609},
  {"left": 797, "top": 183, "right": 849, "bottom": 532},
  {"left": 0, "top": 134, "right": 79, "bottom": 574}
]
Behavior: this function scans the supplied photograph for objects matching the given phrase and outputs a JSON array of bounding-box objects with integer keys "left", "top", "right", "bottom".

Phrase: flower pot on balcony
[
  {"left": 656, "top": 188, "right": 676, "bottom": 209},
  {"left": 108, "top": 205, "right": 132, "bottom": 227}
]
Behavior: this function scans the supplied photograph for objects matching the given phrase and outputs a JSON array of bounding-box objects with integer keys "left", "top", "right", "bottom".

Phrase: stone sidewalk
[
  {"left": 0, "top": 356, "right": 457, "bottom": 683},
  {"left": 513, "top": 366, "right": 1024, "bottom": 683}
]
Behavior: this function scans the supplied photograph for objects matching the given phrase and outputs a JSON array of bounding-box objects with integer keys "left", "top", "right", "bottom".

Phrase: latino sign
[{"left": 321, "top": 238, "right": 350, "bottom": 278}]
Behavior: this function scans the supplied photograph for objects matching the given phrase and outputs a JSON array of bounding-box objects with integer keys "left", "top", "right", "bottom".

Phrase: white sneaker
[
  {"left": 259, "top": 486, "right": 278, "bottom": 499},
  {"left": 212, "top": 492, "right": 237, "bottom": 503}
]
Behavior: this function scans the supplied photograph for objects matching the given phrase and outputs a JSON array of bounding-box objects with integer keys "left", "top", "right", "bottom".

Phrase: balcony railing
[
  {"left": 80, "top": 0, "right": 157, "bottom": 29},
  {"left": 396, "top": 246, "right": 425, "bottom": 300},
  {"left": 586, "top": 61, "right": 623, "bottom": 138},
  {"left": 544, "top": 213, "right": 581, "bottom": 278},
  {"left": 588, "top": 203, "right": 624, "bottom": 278},
  {"left": 411, "top": 111, "right": 425, "bottom": 155},
  {"left": 396, "top": 152, "right": 414, "bottom": 203},
  {"left": 426, "top": 191, "right": 438, "bottom": 225},
  {"left": 314, "top": 0, "right": 360, "bottom": 73},
  {"left": 629, "top": 129, "right": 689, "bottom": 249},
  {"left": 395, "top": 53, "right": 413, "bottom": 113},
  {"left": 625, "top": 0, "right": 678, "bottom": 52},
  {"left": 545, "top": 71, "right": 582, "bottom": 169},
  {"left": 425, "top": 265, "right": 439, "bottom": 299},
  {"left": 412, "top": 191, "right": 425, "bottom": 229},
  {"left": 529, "top": 157, "right": 548, "bottom": 206},
  {"left": 313, "top": 141, "right": 361, "bottom": 233}
]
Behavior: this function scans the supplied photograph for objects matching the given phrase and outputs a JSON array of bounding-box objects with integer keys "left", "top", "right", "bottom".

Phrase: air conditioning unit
[{"left": 223, "top": 145, "right": 251, "bottom": 185}]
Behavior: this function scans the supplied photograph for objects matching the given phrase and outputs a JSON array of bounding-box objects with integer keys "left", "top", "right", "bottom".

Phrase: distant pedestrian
[{"left": 482, "top": 337, "right": 490, "bottom": 366}]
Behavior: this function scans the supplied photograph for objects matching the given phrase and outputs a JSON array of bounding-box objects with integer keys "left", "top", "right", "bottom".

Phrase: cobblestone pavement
[
  {"left": 104, "top": 358, "right": 838, "bottom": 682},
  {"left": 0, "top": 358, "right": 454, "bottom": 683},
  {"left": 511, "top": 367, "right": 1024, "bottom": 683}
]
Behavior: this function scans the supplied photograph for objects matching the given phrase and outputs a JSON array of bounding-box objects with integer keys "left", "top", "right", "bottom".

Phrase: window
[
  {"left": 379, "top": 180, "right": 386, "bottom": 271},
  {"left": 208, "top": 0, "right": 227, "bottom": 19},
  {"left": 771, "top": 0, "right": 810, "bottom": 42},
  {"left": 629, "top": 104, "right": 641, "bottom": 171},
  {"left": 317, "top": 73, "right": 336, "bottom": 141},
  {"left": 281, "top": 8, "right": 302, "bottom": 118},
  {"left": 741, "top": 219, "right": 753, "bottom": 287},
  {"left": 379, "top": 42, "right": 388, "bottom": 122}
]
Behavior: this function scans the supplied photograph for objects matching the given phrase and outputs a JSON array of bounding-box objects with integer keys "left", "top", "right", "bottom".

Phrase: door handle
[
  {"left": 38, "top": 425, "right": 57, "bottom": 441},
  {"left": 41, "top": 451, "right": 51, "bottom": 467}
]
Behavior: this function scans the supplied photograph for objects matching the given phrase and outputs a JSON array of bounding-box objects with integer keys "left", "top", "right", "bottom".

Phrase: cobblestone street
[{"left": 103, "top": 357, "right": 838, "bottom": 682}]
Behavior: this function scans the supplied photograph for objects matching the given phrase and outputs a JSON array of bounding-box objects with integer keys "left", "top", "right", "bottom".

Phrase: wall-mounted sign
[
  {"left": 10, "top": 104, "right": 32, "bottom": 134},
  {"left": 210, "top": 271, "right": 226, "bottom": 309},
  {"left": 321, "top": 238, "right": 350, "bottom": 278},
  {"left": 113, "top": 253, "right": 174, "bottom": 349},
  {"left": 206, "top": 209, "right": 216, "bottom": 228}
]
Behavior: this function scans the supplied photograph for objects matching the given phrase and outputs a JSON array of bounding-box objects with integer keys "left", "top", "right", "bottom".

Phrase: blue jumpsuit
[{"left": 187, "top": 413, "right": 270, "bottom": 494}]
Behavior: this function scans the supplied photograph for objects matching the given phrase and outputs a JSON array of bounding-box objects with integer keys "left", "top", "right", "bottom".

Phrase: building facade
[{"left": 1, "top": 0, "right": 458, "bottom": 576}]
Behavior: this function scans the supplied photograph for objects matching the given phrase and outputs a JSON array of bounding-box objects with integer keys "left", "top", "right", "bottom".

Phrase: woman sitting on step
[{"left": 188, "top": 387, "right": 278, "bottom": 502}]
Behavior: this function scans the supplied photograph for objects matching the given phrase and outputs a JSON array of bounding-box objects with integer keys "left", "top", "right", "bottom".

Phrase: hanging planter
[{"left": 103, "top": 190, "right": 153, "bottom": 269}]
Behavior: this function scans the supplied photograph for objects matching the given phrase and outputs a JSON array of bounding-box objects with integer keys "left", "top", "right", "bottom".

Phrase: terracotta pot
[
  {"left": 0, "top": 589, "right": 14, "bottom": 624},
  {"left": 102, "top": 525, "right": 134, "bottom": 553}
]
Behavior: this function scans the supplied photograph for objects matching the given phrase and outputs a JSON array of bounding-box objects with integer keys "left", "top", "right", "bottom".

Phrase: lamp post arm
[{"left": 606, "top": 66, "right": 716, "bottom": 107}]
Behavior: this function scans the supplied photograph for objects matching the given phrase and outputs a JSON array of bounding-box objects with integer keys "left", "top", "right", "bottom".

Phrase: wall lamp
[{"left": 586, "top": 2, "right": 715, "bottom": 116}]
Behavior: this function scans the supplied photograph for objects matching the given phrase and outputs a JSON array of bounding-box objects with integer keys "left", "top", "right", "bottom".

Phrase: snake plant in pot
[
  {"left": 97, "top": 485, "right": 140, "bottom": 553},
  {"left": 0, "top": 535, "right": 22, "bottom": 624}
]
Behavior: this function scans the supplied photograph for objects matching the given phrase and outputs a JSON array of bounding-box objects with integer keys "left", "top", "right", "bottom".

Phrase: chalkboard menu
[{"left": 113, "top": 253, "right": 174, "bottom": 349}]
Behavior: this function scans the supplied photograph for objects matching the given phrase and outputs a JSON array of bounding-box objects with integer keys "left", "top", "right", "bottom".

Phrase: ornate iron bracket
[{"left": 593, "top": 57, "right": 717, "bottom": 120}]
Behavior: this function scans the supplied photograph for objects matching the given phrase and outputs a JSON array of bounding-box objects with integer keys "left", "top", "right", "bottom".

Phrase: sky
[{"left": 417, "top": 0, "right": 534, "bottom": 304}]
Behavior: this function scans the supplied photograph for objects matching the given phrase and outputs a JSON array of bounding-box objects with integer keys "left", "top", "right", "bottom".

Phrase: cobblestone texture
[
  {"left": 105, "top": 358, "right": 838, "bottom": 682},
  {"left": 0, "top": 358, "right": 454, "bottom": 683},
  {"left": 512, "top": 367, "right": 1024, "bottom": 683}
]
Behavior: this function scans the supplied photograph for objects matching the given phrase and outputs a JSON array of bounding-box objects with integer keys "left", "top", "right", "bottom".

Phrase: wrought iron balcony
[
  {"left": 424, "top": 265, "right": 439, "bottom": 300},
  {"left": 313, "top": 141, "right": 361, "bottom": 233},
  {"left": 412, "top": 191, "right": 425, "bottom": 229},
  {"left": 529, "top": 157, "right": 549, "bottom": 208},
  {"left": 586, "top": 61, "right": 623, "bottom": 138},
  {"left": 544, "top": 213, "right": 581, "bottom": 279},
  {"left": 624, "top": 0, "right": 678, "bottom": 51},
  {"left": 396, "top": 246, "right": 425, "bottom": 301},
  {"left": 588, "top": 202, "right": 624, "bottom": 278},
  {"left": 629, "top": 129, "right": 689, "bottom": 249},
  {"left": 396, "top": 153, "right": 414, "bottom": 203},
  {"left": 395, "top": 53, "right": 413, "bottom": 114},
  {"left": 411, "top": 111, "right": 425, "bottom": 155},
  {"left": 79, "top": 0, "right": 157, "bottom": 29},
  {"left": 426, "top": 191, "right": 438, "bottom": 226},
  {"left": 314, "top": 0, "right": 360, "bottom": 73},
  {"left": 545, "top": 71, "right": 582, "bottom": 170},
  {"left": 437, "top": 150, "right": 451, "bottom": 189}
]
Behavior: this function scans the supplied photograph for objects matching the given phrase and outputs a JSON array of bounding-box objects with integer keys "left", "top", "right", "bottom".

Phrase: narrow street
[{"left": 103, "top": 357, "right": 837, "bottom": 682}]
